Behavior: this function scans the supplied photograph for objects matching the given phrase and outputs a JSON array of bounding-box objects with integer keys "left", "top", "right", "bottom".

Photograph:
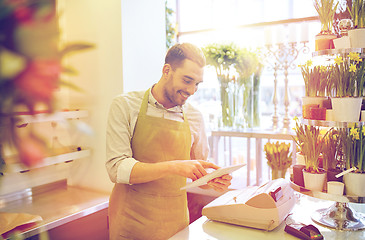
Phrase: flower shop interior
[{"left": 1, "top": 0, "right": 365, "bottom": 239}]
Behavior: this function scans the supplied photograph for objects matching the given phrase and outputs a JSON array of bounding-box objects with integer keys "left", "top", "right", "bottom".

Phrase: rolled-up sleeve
[
  {"left": 106, "top": 96, "right": 138, "bottom": 184},
  {"left": 185, "top": 104, "right": 209, "bottom": 161}
]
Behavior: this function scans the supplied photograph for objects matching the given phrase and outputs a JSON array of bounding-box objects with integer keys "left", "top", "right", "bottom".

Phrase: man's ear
[{"left": 162, "top": 64, "right": 172, "bottom": 77}]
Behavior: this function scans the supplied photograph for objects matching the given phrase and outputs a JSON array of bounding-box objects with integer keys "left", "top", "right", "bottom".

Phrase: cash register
[{"left": 202, "top": 178, "right": 296, "bottom": 231}]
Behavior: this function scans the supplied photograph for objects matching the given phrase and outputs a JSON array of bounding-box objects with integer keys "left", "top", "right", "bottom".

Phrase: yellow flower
[
  {"left": 306, "top": 60, "right": 313, "bottom": 67},
  {"left": 362, "top": 127, "right": 365, "bottom": 136},
  {"left": 293, "top": 116, "right": 298, "bottom": 121},
  {"left": 334, "top": 56, "right": 343, "bottom": 65},
  {"left": 348, "top": 52, "right": 359, "bottom": 61},
  {"left": 349, "top": 64, "right": 357, "bottom": 73},
  {"left": 320, "top": 65, "right": 327, "bottom": 72},
  {"left": 348, "top": 52, "right": 363, "bottom": 63},
  {"left": 350, "top": 127, "right": 360, "bottom": 140}
]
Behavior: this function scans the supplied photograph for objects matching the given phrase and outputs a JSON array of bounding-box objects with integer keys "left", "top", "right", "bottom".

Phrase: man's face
[{"left": 163, "top": 59, "right": 204, "bottom": 108}]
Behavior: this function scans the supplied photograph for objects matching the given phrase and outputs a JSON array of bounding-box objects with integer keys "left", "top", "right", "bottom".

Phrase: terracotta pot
[
  {"left": 302, "top": 96, "right": 328, "bottom": 108},
  {"left": 303, "top": 169, "right": 327, "bottom": 192},
  {"left": 315, "top": 33, "right": 336, "bottom": 51}
]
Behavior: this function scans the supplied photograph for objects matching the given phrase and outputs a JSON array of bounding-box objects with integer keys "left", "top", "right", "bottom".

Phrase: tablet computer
[{"left": 180, "top": 163, "right": 246, "bottom": 190}]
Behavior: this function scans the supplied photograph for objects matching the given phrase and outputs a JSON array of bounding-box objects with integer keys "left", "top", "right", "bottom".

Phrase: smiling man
[{"left": 106, "top": 43, "right": 232, "bottom": 240}]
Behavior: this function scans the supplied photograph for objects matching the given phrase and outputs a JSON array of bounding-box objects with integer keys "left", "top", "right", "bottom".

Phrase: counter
[
  {"left": 0, "top": 180, "right": 110, "bottom": 239},
  {"left": 170, "top": 193, "right": 365, "bottom": 240}
]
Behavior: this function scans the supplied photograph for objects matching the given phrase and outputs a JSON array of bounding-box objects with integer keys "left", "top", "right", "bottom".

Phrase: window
[{"left": 170, "top": 0, "right": 322, "bottom": 130}]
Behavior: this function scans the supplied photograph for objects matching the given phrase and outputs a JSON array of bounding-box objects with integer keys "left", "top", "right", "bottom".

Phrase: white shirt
[{"left": 106, "top": 88, "right": 209, "bottom": 184}]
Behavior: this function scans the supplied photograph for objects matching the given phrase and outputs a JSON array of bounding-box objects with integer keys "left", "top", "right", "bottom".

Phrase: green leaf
[
  {"left": 62, "top": 66, "right": 79, "bottom": 75},
  {"left": 59, "top": 43, "right": 95, "bottom": 57},
  {"left": 59, "top": 80, "right": 83, "bottom": 92}
]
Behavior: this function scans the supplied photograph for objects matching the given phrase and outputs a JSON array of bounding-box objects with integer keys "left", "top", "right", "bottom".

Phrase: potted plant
[
  {"left": 264, "top": 141, "right": 292, "bottom": 179},
  {"left": 322, "top": 129, "right": 342, "bottom": 182},
  {"left": 329, "top": 52, "right": 365, "bottom": 122},
  {"left": 341, "top": 125, "right": 365, "bottom": 196},
  {"left": 292, "top": 117, "right": 331, "bottom": 191},
  {"left": 299, "top": 60, "right": 330, "bottom": 119},
  {"left": 203, "top": 43, "right": 240, "bottom": 128},
  {"left": 333, "top": 2, "right": 353, "bottom": 49},
  {"left": 347, "top": 0, "right": 365, "bottom": 48},
  {"left": 313, "top": 0, "right": 339, "bottom": 50}
]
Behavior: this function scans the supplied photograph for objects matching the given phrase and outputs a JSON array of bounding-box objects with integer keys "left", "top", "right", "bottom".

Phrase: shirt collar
[{"left": 148, "top": 87, "right": 183, "bottom": 113}]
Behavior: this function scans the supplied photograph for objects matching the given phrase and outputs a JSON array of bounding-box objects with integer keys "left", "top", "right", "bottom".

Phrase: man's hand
[
  {"left": 169, "top": 160, "right": 219, "bottom": 181},
  {"left": 207, "top": 174, "right": 232, "bottom": 192}
]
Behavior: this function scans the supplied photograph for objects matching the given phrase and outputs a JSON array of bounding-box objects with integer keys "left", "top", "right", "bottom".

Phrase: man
[{"left": 106, "top": 43, "right": 232, "bottom": 240}]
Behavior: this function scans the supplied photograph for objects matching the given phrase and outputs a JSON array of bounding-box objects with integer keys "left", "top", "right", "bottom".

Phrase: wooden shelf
[
  {"left": 14, "top": 110, "right": 88, "bottom": 125},
  {"left": 3, "top": 149, "right": 91, "bottom": 173}
]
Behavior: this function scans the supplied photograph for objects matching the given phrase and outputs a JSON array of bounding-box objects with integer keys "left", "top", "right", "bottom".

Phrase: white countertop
[{"left": 170, "top": 193, "right": 365, "bottom": 240}]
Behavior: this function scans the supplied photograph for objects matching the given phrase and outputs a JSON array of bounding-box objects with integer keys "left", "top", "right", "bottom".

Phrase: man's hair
[{"left": 165, "top": 43, "right": 206, "bottom": 70}]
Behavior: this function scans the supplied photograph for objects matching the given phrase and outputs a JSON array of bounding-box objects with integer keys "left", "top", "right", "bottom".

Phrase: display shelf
[
  {"left": 2, "top": 149, "right": 90, "bottom": 173},
  {"left": 312, "top": 48, "right": 365, "bottom": 57},
  {"left": 290, "top": 180, "right": 365, "bottom": 204},
  {"left": 12, "top": 110, "right": 88, "bottom": 125},
  {"left": 303, "top": 118, "right": 365, "bottom": 128},
  {"left": 290, "top": 181, "right": 365, "bottom": 230}
]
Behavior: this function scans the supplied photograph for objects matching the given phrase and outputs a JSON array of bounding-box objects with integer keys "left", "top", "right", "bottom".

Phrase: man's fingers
[{"left": 199, "top": 160, "right": 219, "bottom": 170}]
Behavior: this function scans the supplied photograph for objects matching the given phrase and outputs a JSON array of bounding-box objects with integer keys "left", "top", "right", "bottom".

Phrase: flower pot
[
  {"left": 302, "top": 104, "right": 319, "bottom": 119},
  {"left": 296, "top": 152, "right": 306, "bottom": 165},
  {"left": 344, "top": 172, "right": 365, "bottom": 196},
  {"left": 315, "top": 33, "right": 337, "bottom": 51},
  {"left": 271, "top": 168, "right": 287, "bottom": 180},
  {"left": 333, "top": 36, "right": 351, "bottom": 49},
  {"left": 331, "top": 97, "right": 362, "bottom": 122},
  {"left": 348, "top": 28, "right": 365, "bottom": 48},
  {"left": 303, "top": 169, "right": 327, "bottom": 192},
  {"left": 362, "top": 110, "right": 365, "bottom": 121},
  {"left": 302, "top": 96, "right": 328, "bottom": 108},
  {"left": 293, "top": 165, "right": 306, "bottom": 187},
  {"left": 326, "top": 109, "right": 334, "bottom": 121},
  {"left": 327, "top": 181, "right": 344, "bottom": 195},
  {"left": 326, "top": 168, "right": 343, "bottom": 182}
]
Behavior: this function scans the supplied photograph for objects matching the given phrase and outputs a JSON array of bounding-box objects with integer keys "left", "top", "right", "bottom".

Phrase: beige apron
[{"left": 109, "top": 89, "right": 191, "bottom": 240}]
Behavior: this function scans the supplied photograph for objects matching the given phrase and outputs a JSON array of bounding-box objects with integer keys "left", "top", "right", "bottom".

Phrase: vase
[
  {"left": 315, "top": 33, "right": 336, "bottom": 51},
  {"left": 348, "top": 28, "right": 365, "bottom": 48},
  {"left": 302, "top": 169, "right": 327, "bottom": 192},
  {"left": 343, "top": 172, "right": 365, "bottom": 196},
  {"left": 271, "top": 168, "right": 287, "bottom": 180},
  {"left": 219, "top": 81, "right": 234, "bottom": 128},
  {"left": 331, "top": 97, "right": 362, "bottom": 122},
  {"left": 252, "top": 76, "right": 260, "bottom": 127},
  {"left": 241, "top": 76, "right": 253, "bottom": 128}
]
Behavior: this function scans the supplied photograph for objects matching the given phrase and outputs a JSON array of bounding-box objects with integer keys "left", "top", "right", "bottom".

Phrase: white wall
[
  {"left": 121, "top": 0, "right": 166, "bottom": 92},
  {"left": 60, "top": 0, "right": 166, "bottom": 193}
]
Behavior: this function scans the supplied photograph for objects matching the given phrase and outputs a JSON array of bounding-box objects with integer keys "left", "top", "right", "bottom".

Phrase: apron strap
[{"left": 139, "top": 88, "right": 189, "bottom": 123}]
